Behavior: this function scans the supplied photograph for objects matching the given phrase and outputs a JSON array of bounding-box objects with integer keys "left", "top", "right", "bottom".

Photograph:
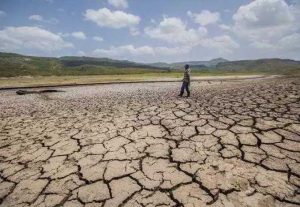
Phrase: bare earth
[
  {"left": 0, "top": 76, "right": 299, "bottom": 207},
  {"left": 0, "top": 74, "right": 266, "bottom": 89}
]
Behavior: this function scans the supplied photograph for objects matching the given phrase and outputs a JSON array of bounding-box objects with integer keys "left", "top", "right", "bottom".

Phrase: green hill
[
  {"left": 166, "top": 58, "right": 300, "bottom": 74},
  {"left": 171, "top": 58, "right": 229, "bottom": 68},
  {"left": 149, "top": 58, "right": 228, "bottom": 69},
  {"left": 0, "top": 52, "right": 169, "bottom": 77},
  {"left": 214, "top": 59, "right": 300, "bottom": 74},
  {"left": 0, "top": 52, "right": 299, "bottom": 77}
]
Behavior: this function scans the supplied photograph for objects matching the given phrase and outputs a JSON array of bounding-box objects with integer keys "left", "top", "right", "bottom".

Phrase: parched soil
[{"left": 0, "top": 76, "right": 299, "bottom": 207}]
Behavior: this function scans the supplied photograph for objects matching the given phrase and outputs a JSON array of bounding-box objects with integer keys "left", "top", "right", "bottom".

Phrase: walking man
[{"left": 178, "top": 64, "right": 191, "bottom": 97}]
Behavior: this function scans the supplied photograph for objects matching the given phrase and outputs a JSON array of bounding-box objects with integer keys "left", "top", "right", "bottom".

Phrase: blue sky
[{"left": 0, "top": 0, "right": 299, "bottom": 62}]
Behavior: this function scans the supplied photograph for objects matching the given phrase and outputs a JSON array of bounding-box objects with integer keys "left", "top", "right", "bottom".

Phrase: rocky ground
[{"left": 0, "top": 76, "right": 299, "bottom": 207}]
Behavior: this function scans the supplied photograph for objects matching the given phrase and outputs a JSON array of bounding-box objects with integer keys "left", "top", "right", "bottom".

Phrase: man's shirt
[{"left": 183, "top": 68, "right": 190, "bottom": 83}]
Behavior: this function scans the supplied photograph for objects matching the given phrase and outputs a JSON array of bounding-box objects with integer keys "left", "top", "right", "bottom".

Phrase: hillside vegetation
[
  {"left": 0, "top": 52, "right": 300, "bottom": 77},
  {"left": 214, "top": 59, "right": 300, "bottom": 74},
  {"left": 149, "top": 58, "right": 228, "bottom": 69},
  {"left": 0, "top": 52, "right": 169, "bottom": 77}
]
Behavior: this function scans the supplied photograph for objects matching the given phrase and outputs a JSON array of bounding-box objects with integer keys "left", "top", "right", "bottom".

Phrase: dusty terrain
[
  {"left": 0, "top": 76, "right": 299, "bottom": 207},
  {"left": 0, "top": 74, "right": 265, "bottom": 89}
]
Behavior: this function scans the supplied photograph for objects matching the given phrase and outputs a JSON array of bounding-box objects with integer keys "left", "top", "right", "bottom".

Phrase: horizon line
[{"left": 1, "top": 51, "right": 299, "bottom": 64}]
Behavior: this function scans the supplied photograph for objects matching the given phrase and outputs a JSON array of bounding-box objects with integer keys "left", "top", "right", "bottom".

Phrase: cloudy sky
[{"left": 0, "top": 0, "right": 299, "bottom": 62}]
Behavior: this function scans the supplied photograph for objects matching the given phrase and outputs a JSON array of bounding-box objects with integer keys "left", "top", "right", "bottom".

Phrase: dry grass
[{"left": 0, "top": 73, "right": 267, "bottom": 88}]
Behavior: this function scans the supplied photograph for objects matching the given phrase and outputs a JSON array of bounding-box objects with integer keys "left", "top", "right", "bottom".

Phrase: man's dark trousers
[{"left": 180, "top": 81, "right": 190, "bottom": 96}]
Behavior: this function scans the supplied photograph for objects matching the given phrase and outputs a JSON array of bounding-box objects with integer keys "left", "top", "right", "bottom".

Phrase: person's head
[{"left": 184, "top": 64, "right": 189, "bottom": 70}]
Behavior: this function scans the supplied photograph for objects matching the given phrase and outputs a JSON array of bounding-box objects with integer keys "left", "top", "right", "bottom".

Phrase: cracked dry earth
[{"left": 0, "top": 76, "right": 300, "bottom": 207}]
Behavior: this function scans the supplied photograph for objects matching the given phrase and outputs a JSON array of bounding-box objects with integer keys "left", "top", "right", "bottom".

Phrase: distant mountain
[
  {"left": 208, "top": 58, "right": 229, "bottom": 67},
  {"left": 151, "top": 58, "right": 300, "bottom": 74},
  {"left": 215, "top": 58, "right": 300, "bottom": 74},
  {"left": 172, "top": 58, "right": 229, "bottom": 68},
  {"left": 59, "top": 56, "right": 156, "bottom": 68},
  {"left": 0, "top": 52, "right": 299, "bottom": 77},
  {"left": 149, "top": 58, "right": 229, "bottom": 69},
  {"left": 0, "top": 52, "right": 169, "bottom": 77},
  {"left": 148, "top": 62, "right": 172, "bottom": 68}
]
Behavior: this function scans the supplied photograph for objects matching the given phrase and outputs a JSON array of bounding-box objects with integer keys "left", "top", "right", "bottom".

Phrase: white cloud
[
  {"left": 84, "top": 8, "right": 140, "bottom": 29},
  {"left": 93, "top": 45, "right": 155, "bottom": 57},
  {"left": 58, "top": 32, "right": 69, "bottom": 37},
  {"left": 219, "top": 24, "right": 231, "bottom": 31},
  {"left": 108, "top": 0, "right": 128, "bottom": 9},
  {"left": 251, "top": 33, "right": 300, "bottom": 51},
  {"left": 188, "top": 10, "right": 220, "bottom": 26},
  {"left": 93, "top": 36, "right": 104, "bottom": 42},
  {"left": 29, "top": 14, "right": 43, "bottom": 21},
  {"left": 233, "top": 0, "right": 294, "bottom": 30},
  {"left": 154, "top": 46, "right": 191, "bottom": 56},
  {"left": 77, "top": 50, "right": 86, "bottom": 56},
  {"left": 59, "top": 31, "right": 87, "bottom": 40},
  {"left": 48, "top": 18, "right": 59, "bottom": 24},
  {"left": 233, "top": 0, "right": 300, "bottom": 46},
  {"left": 144, "top": 16, "right": 239, "bottom": 56},
  {"left": 145, "top": 17, "right": 207, "bottom": 45},
  {"left": 37, "top": 0, "right": 53, "bottom": 3},
  {"left": 71, "top": 31, "right": 86, "bottom": 40},
  {"left": 0, "top": 10, "right": 6, "bottom": 17},
  {"left": 249, "top": 41, "right": 274, "bottom": 49},
  {"left": 92, "top": 44, "right": 192, "bottom": 58},
  {"left": 28, "top": 14, "right": 59, "bottom": 24},
  {"left": 0, "top": 26, "right": 73, "bottom": 52},
  {"left": 202, "top": 35, "right": 239, "bottom": 54},
  {"left": 129, "top": 27, "right": 140, "bottom": 36},
  {"left": 277, "top": 33, "right": 300, "bottom": 50}
]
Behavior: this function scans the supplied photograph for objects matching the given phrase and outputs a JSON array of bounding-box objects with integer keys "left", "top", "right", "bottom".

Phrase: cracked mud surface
[{"left": 0, "top": 76, "right": 299, "bottom": 207}]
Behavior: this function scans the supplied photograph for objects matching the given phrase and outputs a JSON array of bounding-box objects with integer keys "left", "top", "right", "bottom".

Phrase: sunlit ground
[{"left": 0, "top": 72, "right": 268, "bottom": 88}]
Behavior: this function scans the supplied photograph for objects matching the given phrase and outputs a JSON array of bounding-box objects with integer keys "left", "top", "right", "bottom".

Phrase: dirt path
[{"left": 0, "top": 77, "right": 299, "bottom": 206}]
